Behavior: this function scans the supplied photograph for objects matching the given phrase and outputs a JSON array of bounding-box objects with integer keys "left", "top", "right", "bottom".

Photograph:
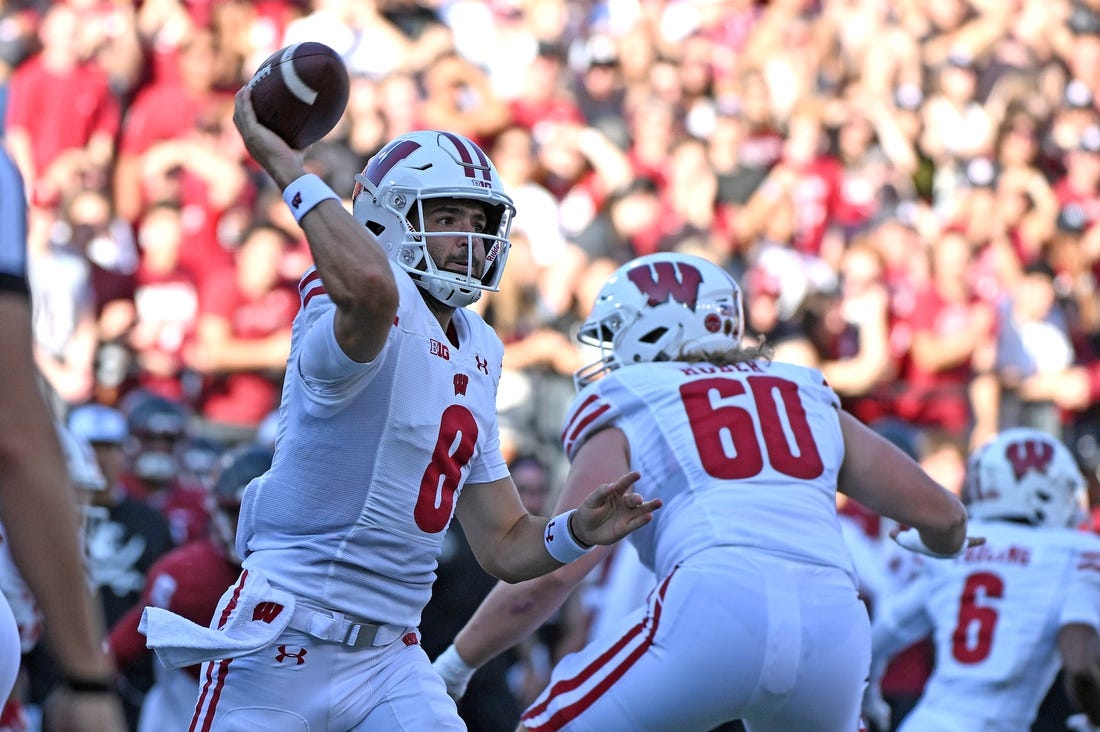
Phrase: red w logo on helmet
[
  {"left": 626, "top": 262, "right": 703, "bottom": 310},
  {"left": 1005, "top": 439, "right": 1055, "bottom": 480}
]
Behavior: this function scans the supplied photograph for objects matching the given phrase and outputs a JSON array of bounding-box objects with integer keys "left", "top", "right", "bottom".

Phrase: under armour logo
[
  {"left": 251, "top": 602, "right": 285, "bottom": 624},
  {"left": 546, "top": 517, "right": 557, "bottom": 543},
  {"left": 475, "top": 355, "right": 489, "bottom": 374},
  {"left": 291, "top": 192, "right": 303, "bottom": 209},
  {"left": 275, "top": 645, "right": 308, "bottom": 665},
  {"left": 454, "top": 373, "right": 469, "bottom": 396}
]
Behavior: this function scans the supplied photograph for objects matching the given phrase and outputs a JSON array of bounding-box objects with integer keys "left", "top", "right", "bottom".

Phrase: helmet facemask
[{"left": 353, "top": 131, "right": 516, "bottom": 309}]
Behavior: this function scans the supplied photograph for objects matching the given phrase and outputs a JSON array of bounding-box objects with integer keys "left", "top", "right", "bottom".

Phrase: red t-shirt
[
  {"left": 892, "top": 286, "right": 984, "bottom": 434},
  {"left": 788, "top": 156, "right": 843, "bottom": 257},
  {"left": 118, "top": 83, "right": 234, "bottom": 157},
  {"left": 5, "top": 56, "right": 120, "bottom": 172},
  {"left": 1053, "top": 176, "right": 1100, "bottom": 226},
  {"left": 196, "top": 267, "right": 299, "bottom": 427},
  {"left": 132, "top": 265, "right": 200, "bottom": 401}
]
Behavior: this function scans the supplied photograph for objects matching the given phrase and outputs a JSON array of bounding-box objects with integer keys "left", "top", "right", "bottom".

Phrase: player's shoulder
[
  {"left": 1050, "top": 526, "right": 1100, "bottom": 553},
  {"left": 296, "top": 265, "right": 331, "bottom": 314},
  {"left": 561, "top": 374, "right": 627, "bottom": 458},
  {"left": 297, "top": 261, "right": 415, "bottom": 314}
]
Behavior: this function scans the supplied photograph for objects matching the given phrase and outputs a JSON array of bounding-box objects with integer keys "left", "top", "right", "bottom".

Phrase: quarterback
[{"left": 140, "top": 85, "right": 660, "bottom": 731}]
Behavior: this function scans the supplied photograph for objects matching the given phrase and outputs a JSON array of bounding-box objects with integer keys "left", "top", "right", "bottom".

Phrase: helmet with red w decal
[
  {"left": 574, "top": 253, "right": 744, "bottom": 388},
  {"left": 351, "top": 130, "right": 516, "bottom": 308},
  {"left": 963, "top": 427, "right": 1086, "bottom": 528}
]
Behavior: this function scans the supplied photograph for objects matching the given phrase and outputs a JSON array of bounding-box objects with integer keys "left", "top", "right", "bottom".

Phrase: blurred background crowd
[{"left": 4, "top": 0, "right": 1100, "bottom": 729}]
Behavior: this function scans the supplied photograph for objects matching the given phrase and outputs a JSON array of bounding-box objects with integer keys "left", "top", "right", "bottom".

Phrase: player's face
[{"left": 419, "top": 198, "right": 490, "bottom": 278}]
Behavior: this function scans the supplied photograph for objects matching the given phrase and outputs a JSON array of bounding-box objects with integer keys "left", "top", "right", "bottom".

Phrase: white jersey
[
  {"left": 237, "top": 262, "right": 509, "bottom": 627},
  {"left": 561, "top": 359, "right": 853, "bottom": 582},
  {"left": 0, "top": 522, "right": 40, "bottom": 653},
  {"left": 872, "top": 520, "right": 1100, "bottom": 732}
]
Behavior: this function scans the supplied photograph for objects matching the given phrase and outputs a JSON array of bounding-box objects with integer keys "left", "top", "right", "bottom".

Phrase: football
[{"left": 246, "top": 42, "right": 350, "bottom": 149}]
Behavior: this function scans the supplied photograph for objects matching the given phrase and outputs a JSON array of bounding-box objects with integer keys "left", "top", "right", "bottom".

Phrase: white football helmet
[
  {"left": 352, "top": 130, "right": 516, "bottom": 308},
  {"left": 56, "top": 422, "right": 109, "bottom": 564},
  {"left": 574, "top": 253, "right": 744, "bottom": 388},
  {"left": 57, "top": 422, "right": 106, "bottom": 493},
  {"left": 964, "top": 427, "right": 1087, "bottom": 528}
]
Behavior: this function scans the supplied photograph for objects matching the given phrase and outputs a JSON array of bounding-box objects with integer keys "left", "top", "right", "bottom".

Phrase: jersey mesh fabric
[{"left": 239, "top": 262, "right": 508, "bottom": 627}]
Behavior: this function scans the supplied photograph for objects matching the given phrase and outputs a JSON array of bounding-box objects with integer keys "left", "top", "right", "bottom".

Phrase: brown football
[{"left": 247, "top": 42, "right": 350, "bottom": 149}]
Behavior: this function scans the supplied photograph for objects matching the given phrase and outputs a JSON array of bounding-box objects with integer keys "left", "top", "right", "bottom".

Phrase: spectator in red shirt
[
  {"left": 509, "top": 42, "right": 583, "bottom": 140},
  {"left": 187, "top": 223, "right": 298, "bottom": 443},
  {"left": 4, "top": 2, "right": 120, "bottom": 210},
  {"left": 113, "top": 28, "right": 236, "bottom": 224},
  {"left": 737, "top": 99, "right": 843, "bottom": 263},
  {"left": 128, "top": 202, "right": 200, "bottom": 403},
  {"left": 1053, "top": 124, "right": 1100, "bottom": 226},
  {"left": 134, "top": 100, "right": 251, "bottom": 284},
  {"left": 893, "top": 229, "right": 998, "bottom": 445}
]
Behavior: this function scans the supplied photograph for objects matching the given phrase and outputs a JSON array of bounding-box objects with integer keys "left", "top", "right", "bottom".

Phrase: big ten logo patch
[{"left": 430, "top": 338, "right": 450, "bottom": 360}]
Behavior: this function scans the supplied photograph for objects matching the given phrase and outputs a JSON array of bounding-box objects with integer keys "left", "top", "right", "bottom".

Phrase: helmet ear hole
[
  {"left": 572, "top": 252, "right": 745, "bottom": 389},
  {"left": 365, "top": 220, "right": 386, "bottom": 236}
]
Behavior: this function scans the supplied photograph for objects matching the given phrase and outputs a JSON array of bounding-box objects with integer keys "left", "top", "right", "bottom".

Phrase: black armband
[{"left": 61, "top": 674, "right": 116, "bottom": 694}]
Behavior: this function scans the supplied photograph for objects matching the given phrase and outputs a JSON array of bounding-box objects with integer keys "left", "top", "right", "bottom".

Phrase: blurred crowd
[{"left": 5, "top": 0, "right": 1100, "bottom": 729}]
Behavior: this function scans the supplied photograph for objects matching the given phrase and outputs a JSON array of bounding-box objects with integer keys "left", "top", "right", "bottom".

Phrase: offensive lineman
[
  {"left": 434, "top": 252, "right": 980, "bottom": 731},
  {"left": 140, "top": 84, "right": 660, "bottom": 730}
]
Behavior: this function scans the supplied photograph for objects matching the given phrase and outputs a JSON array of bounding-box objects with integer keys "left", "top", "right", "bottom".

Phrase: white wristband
[
  {"left": 893, "top": 530, "right": 964, "bottom": 559},
  {"left": 544, "top": 509, "right": 593, "bottom": 564},
  {"left": 282, "top": 173, "right": 339, "bottom": 224},
  {"left": 432, "top": 644, "right": 477, "bottom": 701}
]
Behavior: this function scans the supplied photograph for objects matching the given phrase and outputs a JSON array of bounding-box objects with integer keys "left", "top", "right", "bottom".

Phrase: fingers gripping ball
[{"left": 247, "top": 42, "right": 350, "bottom": 149}]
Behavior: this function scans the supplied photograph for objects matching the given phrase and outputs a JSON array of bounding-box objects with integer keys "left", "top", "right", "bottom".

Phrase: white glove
[
  {"left": 432, "top": 644, "right": 477, "bottom": 701},
  {"left": 1067, "top": 713, "right": 1100, "bottom": 732},
  {"left": 861, "top": 682, "right": 891, "bottom": 732}
]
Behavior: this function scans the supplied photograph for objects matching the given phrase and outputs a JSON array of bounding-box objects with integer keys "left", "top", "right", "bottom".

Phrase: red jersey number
[
  {"left": 952, "top": 571, "right": 1003, "bottom": 664},
  {"left": 414, "top": 404, "right": 479, "bottom": 533},
  {"left": 679, "top": 375, "right": 825, "bottom": 480}
]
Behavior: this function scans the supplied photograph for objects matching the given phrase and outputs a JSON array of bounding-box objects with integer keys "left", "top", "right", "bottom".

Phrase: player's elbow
[
  {"left": 918, "top": 496, "right": 969, "bottom": 555},
  {"left": 481, "top": 553, "right": 541, "bottom": 584}
]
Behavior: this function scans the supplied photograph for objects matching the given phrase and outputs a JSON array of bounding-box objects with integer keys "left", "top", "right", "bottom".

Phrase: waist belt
[{"left": 287, "top": 604, "right": 408, "bottom": 648}]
